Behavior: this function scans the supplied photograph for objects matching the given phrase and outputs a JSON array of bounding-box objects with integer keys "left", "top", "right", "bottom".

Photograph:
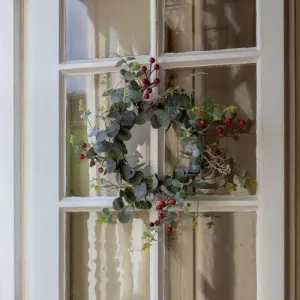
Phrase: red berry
[
  {"left": 239, "top": 120, "right": 246, "bottom": 127},
  {"left": 149, "top": 222, "right": 155, "bottom": 227},
  {"left": 158, "top": 200, "right": 165, "bottom": 207},
  {"left": 225, "top": 118, "right": 233, "bottom": 126},
  {"left": 98, "top": 167, "right": 104, "bottom": 173},
  {"left": 169, "top": 198, "right": 176, "bottom": 205},
  {"left": 141, "top": 65, "right": 147, "bottom": 72},
  {"left": 200, "top": 119, "right": 207, "bottom": 126},
  {"left": 147, "top": 87, "right": 153, "bottom": 94},
  {"left": 217, "top": 127, "right": 224, "bottom": 134},
  {"left": 154, "top": 78, "right": 160, "bottom": 85},
  {"left": 167, "top": 226, "right": 173, "bottom": 233},
  {"left": 79, "top": 154, "right": 85, "bottom": 160},
  {"left": 142, "top": 78, "right": 150, "bottom": 85},
  {"left": 90, "top": 161, "right": 96, "bottom": 166},
  {"left": 154, "top": 220, "right": 160, "bottom": 226},
  {"left": 156, "top": 204, "right": 162, "bottom": 211},
  {"left": 158, "top": 212, "right": 165, "bottom": 219},
  {"left": 144, "top": 93, "right": 150, "bottom": 100},
  {"left": 154, "top": 64, "right": 160, "bottom": 70},
  {"left": 81, "top": 142, "right": 87, "bottom": 149},
  {"left": 149, "top": 57, "right": 155, "bottom": 64}
]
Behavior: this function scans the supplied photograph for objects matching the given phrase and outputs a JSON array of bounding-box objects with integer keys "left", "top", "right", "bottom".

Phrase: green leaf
[
  {"left": 116, "top": 60, "right": 124, "bottom": 67},
  {"left": 129, "top": 61, "right": 141, "bottom": 71},
  {"left": 133, "top": 182, "right": 147, "bottom": 199},
  {"left": 188, "top": 163, "right": 201, "bottom": 174},
  {"left": 86, "top": 147, "right": 96, "bottom": 159},
  {"left": 96, "top": 216, "right": 106, "bottom": 224},
  {"left": 142, "top": 242, "right": 152, "bottom": 251},
  {"left": 160, "top": 185, "right": 174, "bottom": 197},
  {"left": 102, "top": 89, "right": 115, "bottom": 97},
  {"left": 113, "top": 197, "right": 125, "bottom": 210},
  {"left": 217, "top": 178, "right": 227, "bottom": 187},
  {"left": 164, "top": 211, "right": 178, "bottom": 221},
  {"left": 130, "top": 80, "right": 141, "bottom": 90},
  {"left": 129, "top": 171, "right": 144, "bottom": 185},
  {"left": 212, "top": 106, "right": 223, "bottom": 120},
  {"left": 126, "top": 56, "right": 135, "bottom": 60},
  {"left": 110, "top": 88, "right": 124, "bottom": 103},
  {"left": 124, "top": 188, "right": 136, "bottom": 204},
  {"left": 136, "top": 70, "right": 145, "bottom": 78},
  {"left": 102, "top": 208, "right": 110, "bottom": 216},
  {"left": 123, "top": 71, "right": 136, "bottom": 81},
  {"left": 117, "top": 209, "right": 132, "bottom": 223},
  {"left": 183, "top": 96, "right": 192, "bottom": 110},
  {"left": 244, "top": 179, "right": 257, "bottom": 189},
  {"left": 116, "top": 172, "right": 122, "bottom": 185},
  {"left": 240, "top": 170, "right": 247, "bottom": 178},
  {"left": 226, "top": 182, "right": 236, "bottom": 191},
  {"left": 155, "top": 109, "right": 170, "bottom": 127},
  {"left": 106, "top": 158, "right": 116, "bottom": 173}
]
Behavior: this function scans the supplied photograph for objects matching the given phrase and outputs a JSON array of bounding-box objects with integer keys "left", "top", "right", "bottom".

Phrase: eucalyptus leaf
[
  {"left": 192, "top": 144, "right": 200, "bottom": 158},
  {"left": 113, "top": 197, "right": 124, "bottom": 210},
  {"left": 80, "top": 110, "right": 92, "bottom": 119},
  {"left": 217, "top": 178, "right": 227, "bottom": 187},
  {"left": 96, "top": 130, "right": 107, "bottom": 142},
  {"left": 120, "top": 164, "right": 131, "bottom": 180},
  {"left": 113, "top": 139, "right": 127, "bottom": 154},
  {"left": 120, "top": 110, "right": 136, "bottom": 127},
  {"left": 117, "top": 128, "right": 132, "bottom": 141},
  {"left": 150, "top": 114, "right": 161, "bottom": 129},
  {"left": 86, "top": 147, "right": 96, "bottom": 159},
  {"left": 155, "top": 109, "right": 170, "bottom": 127},
  {"left": 116, "top": 60, "right": 124, "bottom": 67},
  {"left": 135, "top": 112, "right": 148, "bottom": 125},
  {"left": 93, "top": 141, "right": 110, "bottom": 153},
  {"left": 107, "top": 111, "right": 121, "bottom": 121},
  {"left": 172, "top": 179, "right": 183, "bottom": 189},
  {"left": 124, "top": 188, "right": 136, "bottom": 204},
  {"left": 188, "top": 163, "right": 201, "bottom": 174},
  {"left": 160, "top": 185, "right": 174, "bottom": 197},
  {"left": 116, "top": 172, "right": 122, "bottom": 185},
  {"left": 88, "top": 127, "right": 99, "bottom": 137},
  {"left": 102, "top": 207, "right": 110, "bottom": 216},
  {"left": 117, "top": 209, "right": 132, "bottom": 223},
  {"left": 134, "top": 182, "right": 147, "bottom": 199},
  {"left": 212, "top": 106, "right": 223, "bottom": 120},
  {"left": 126, "top": 57, "right": 135, "bottom": 60},
  {"left": 106, "top": 123, "right": 120, "bottom": 137},
  {"left": 129, "top": 171, "right": 144, "bottom": 185},
  {"left": 129, "top": 89, "right": 142, "bottom": 102},
  {"left": 130, "top": 80, "right": 140, "bottom": 90},
  {"left": 173, "top": 168, "right": 185, "bottom": 180},
  {"left": 136, "top": 70, "right": 145, "bottom": 78},
  {"left": 164, "top": 211, "right": 178, "bottom": 221},
  {"left": 102, "top": 89, "right": 115, "bottom": 97},
  {"left": 110, "top": 88, "right": 124, "bottom": 103},
  {"left": 123, "top": 71, "right": 136, "bottom": 81},
  {"left": 106, "top": 158, "right": 117, "bottom": 173},
  {"left": 175, "top": 193, "right": 186, "bottom": 206},
  {"left": 152, "top": 174, "right": 158, "bottom": 190}
]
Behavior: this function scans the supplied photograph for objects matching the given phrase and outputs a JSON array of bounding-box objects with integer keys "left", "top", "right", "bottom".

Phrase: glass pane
[
  {"left": 64, "top": 0, "right": 150, "bottom": 61},
  {"left": 164, "top": 0, "right": 256, "bottom": 53},
  {"left": 66, "top": 212, "right": 150, "bottom": 300},
  {"left": 164, "top": 65, "right": 256, "bottom": 195},
  {"left": 167, "top": 212, "right": 256, "bottom": 300},
  {"left": 65, "top": 74, "right": 151, "bottom": 197}
]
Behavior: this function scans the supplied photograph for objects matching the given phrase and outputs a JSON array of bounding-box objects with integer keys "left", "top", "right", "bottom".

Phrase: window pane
[
  {"left": 164, "top": 0, "right": 256, "bottom": 53},
  {"left": 65, "top": 74, "right": 151, "bottom": 197},
  {"left": 64, "top": 0, "right": 150, "bottom": 61},
  {"left": 167, "top": 212, "right": 256, "bottom": 300},
  {"left": 164, "top": 65, "right": 256, "bottom": 195},
  {"left": 66, "top": 212, "right": 150, "bottom": 300}
]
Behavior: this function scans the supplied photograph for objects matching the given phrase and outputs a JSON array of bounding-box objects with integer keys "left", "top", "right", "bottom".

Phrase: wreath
[{"left": 70, "top": 54, "right": 257, "bottom": 250}]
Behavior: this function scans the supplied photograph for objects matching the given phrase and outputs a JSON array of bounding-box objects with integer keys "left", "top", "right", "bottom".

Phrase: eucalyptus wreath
[{"left": 70, "top": 54, "right": 256, "bottom": 250}]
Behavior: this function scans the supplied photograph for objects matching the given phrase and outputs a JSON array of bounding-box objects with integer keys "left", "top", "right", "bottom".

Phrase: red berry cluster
[
  {"left": 78, "top": 142, "right": 104, "bottom": 173},
  {"left": 199, "top": 116, "right": 247, "bottom": 135},
  {"left": 140, "top": 57, "right": 160, "bottom": 100},
  {"left": 148, "top": 198, "right": 177, "bottom": 234}
]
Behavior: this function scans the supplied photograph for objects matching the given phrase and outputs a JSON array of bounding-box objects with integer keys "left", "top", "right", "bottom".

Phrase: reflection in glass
[
  {"left": 165, "top": 65, "right": 257, "bottom": 195},
  {"left": 65, "top": 0, "right": 150, "bottom": 60},
  {"left": 66, "top": 212, "right": 150, "bottom": 300},
  {"left": 167, "top": 212, "right": 257, "bottom": 300},
  {"left": 164, "top": 0, "right": 256, "bottom": 53},
  {"left": 65, "top": 74, "right": 151, "bottom": 197}
]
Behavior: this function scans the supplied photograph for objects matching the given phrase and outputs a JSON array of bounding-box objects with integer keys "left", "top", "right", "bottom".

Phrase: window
[{"left": 23, "top": 0, "right": 284, "bottom": 299}]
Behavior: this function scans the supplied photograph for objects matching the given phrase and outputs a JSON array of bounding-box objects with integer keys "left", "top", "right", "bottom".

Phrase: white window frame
[
  {"left": 0, "top": 0, "right": 22, "bottom": 299},
  {"left": 21, "top": 0, "right": 285, "bottom": 299}
]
